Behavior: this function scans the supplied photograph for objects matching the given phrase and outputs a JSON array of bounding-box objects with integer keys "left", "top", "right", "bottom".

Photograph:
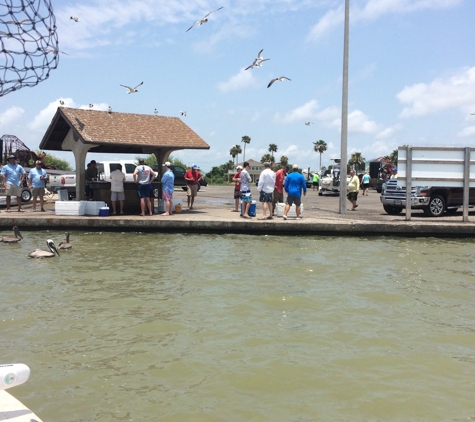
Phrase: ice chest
[
  {"left": 55, "top": 200, "right": 86, "bottom": 216},
  {"left": 57, "top": 188, "right": 69, "bottom": 201},
  {"left": 155, "top": 198, "right": 182, "bottom": 213},
  {"left": 85, "top": 201, "right": 107, "bottom": 215},
  {"left": 241, "top": 200, "right": 256, "bottom": 217},
  {"left": 99, "top": 207, "right": 109, "bottom": 216},
  {"left": 276, "top": 202, "right": 304, "bottom": 217}
]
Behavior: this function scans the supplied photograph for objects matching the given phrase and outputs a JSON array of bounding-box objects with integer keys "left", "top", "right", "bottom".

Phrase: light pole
[{"left": 339, "top": 0, "right": 350, "bottom": 214}]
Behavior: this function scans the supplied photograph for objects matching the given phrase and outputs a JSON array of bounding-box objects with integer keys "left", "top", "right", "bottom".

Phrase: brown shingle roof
[{"left": 39, "top": 107, "right": 210, "bottom": 154}]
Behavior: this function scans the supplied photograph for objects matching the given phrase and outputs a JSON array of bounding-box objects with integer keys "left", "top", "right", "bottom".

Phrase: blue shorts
[
  {"left": 137, "top": 184, "right": 150, "bottom": 199},
  {"left": 286, "top": 195, "right": 302, "bottom": 207},
  {"left": 241, "top": 192, "right": 252, "bottom": 203}
]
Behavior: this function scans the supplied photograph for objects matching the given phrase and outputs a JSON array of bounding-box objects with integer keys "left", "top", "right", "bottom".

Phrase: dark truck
[
  {"left": 380, "top": 179, "right": 475, "bottom": 217},
  {"left": 152, "top": 164, "right": 207, "bottom": 191}
]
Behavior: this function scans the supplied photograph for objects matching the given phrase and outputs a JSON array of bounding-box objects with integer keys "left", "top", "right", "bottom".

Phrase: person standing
[
  {"left": 272, "top": 165, "right": 287, "bottom": 216},
  {"left": 110, "top": 164, "right": 126, "bottom": 215},
  {"left": 231, "top": 165, "right": 242, "bottom": 212},
  {"left": 28, "top": 160, "right": 48, "bottom": 212},
  {"left": 257, "top": 162, "right": 275, "bottom": 220},
  {"left": 240, "top": 161, "right": 252, "bottom": 218},
  {"left": 1, "top": 155, "right": 26, "bottom": 212},
  {"left": 133, "top": 158, "right": 156, "bottom": 216},
  {"left": 312, "top": 172, "right": 320, "bottom": 191},
  {"left": 361, "top": 171, "right": 370, "bottom": 196},
  {"left": 283, "top": 164, "right": 307, "bottom": 220},
  {"left": 347, "top": 169, "right": 360, "bottom": 211},
  {"left": 161, "top": 161, "right": 175, "bottom": 216},
  {"left": 85, "top": 160, "right": 98, "bottom": 200},
  {"left": 184, "top": 163, "right": 202, "bottom": 210}
]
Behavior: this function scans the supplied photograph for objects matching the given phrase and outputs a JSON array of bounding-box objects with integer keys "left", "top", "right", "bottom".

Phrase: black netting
[{"left": 0, "top": 0, "right": 58, "bottom": 97}]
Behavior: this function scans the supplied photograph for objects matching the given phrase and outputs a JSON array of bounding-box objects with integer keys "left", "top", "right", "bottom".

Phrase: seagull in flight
[
  {"left": 267, "top": 76, "right": 291, "bottom": 88},
  {"left": 43, "top": 49, "right": 68, "bottom": 57},
  {"left": 70, "top": 16, "right": 79, "bottom": 22},
  {"left": 0, "top": 31, "right": 16, "bottom": 39},
  {"left": 305, "top": 122, "right": 313, "bottom": 126},
  {"left": 186, "top": 7, "right": 223, "bottom": 32},
  {"left": 59, "top": 100, "right": 64, "bottom": 105},
  {"left": 6, "top": 19, "right": 31, "bottom": 28},
  {"left": 245, "top": 49, "right": 270, "bottom": 71},
  {"left": 120, "top": 81, "right": 143, "bottom": 94},
  {"left": 180, "top": 111, "right": 187, "bottom": 116}
]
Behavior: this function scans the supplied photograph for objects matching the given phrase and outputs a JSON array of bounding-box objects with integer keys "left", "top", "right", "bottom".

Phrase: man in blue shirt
[
  {"left": 28, "top": 160, "right": 48, "bottom": 212},
  {"left": 160, "top": 161, "right": 175, "bottom": 216},
  {"left": 283, "top": 164, "right": 307, "bottom": 220},
  {"left": 1, "top": 155, "right": 26, "bottom": 212}
]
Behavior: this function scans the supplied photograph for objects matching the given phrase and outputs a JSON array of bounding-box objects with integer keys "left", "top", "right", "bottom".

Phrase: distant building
[{"left": 227, "top": 159, "right": 264, "bottom": 183}]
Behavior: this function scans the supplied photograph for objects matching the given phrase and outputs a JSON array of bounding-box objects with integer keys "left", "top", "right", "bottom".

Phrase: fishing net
[{"left": 0, "top": 0, "right": 58, "bottom": 97}]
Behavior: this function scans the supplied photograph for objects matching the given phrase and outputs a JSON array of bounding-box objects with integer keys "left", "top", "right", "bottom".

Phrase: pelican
[
  {"left": 58, "top": 233, "right": 72, "bottom": 250},
  {"left": 28, "top": 239, "right": 60, "bottom": 258},
  {"left": 1, "top": 226, "right": 23, "bottom": 243}
]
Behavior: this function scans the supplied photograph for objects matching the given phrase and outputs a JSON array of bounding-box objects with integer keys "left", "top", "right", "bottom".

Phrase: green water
[{"left": 2, "top": 231, "right": 475, "bottom": 421}]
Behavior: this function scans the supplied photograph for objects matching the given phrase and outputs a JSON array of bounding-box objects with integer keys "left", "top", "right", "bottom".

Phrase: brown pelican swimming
[
  {"left": 28, "top": 239, "right": 60, "bottom": 258},
  {"left": 58, "top": 233, "right": 72, "bottom": 250},
  {"left": 1, "top": 226, "right": 23, "bottom": 243}
]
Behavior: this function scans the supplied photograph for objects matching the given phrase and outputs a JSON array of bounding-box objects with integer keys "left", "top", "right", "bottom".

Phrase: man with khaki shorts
[
  {"left": 1, "top": 155, "right": 26, "bottom": 212},
  {"left": 28, "top": 160, "right": 48, "bottom": 212},
  {"left": 184, "top": 163, "right": 202, "bottom": 210}
]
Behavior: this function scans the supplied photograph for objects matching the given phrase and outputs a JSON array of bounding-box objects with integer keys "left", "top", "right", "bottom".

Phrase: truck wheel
[
  {"left": 383, "top": 204, "right": 403, "bottom": 215},
  {"left": 21, "top": 189, "right": 32, "bottom": 203},
  {"left": 424, "top": 195, "right": 445, "bottom": 217}
]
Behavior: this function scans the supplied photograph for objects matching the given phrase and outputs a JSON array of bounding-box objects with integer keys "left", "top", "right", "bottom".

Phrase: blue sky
[{"left": 1, "top": 0, "right": 474, "bottom": 172}]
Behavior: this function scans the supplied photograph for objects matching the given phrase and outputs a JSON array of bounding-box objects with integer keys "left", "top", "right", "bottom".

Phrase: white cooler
[
  {"left": 55, "top": 200, "right": 86, "bottom": 216},
  {"left": 276, "top": 202, "right": 304, "bottom": 217},
  {"left": 85, "top": 201, "right": 107, "bottom": 216}
]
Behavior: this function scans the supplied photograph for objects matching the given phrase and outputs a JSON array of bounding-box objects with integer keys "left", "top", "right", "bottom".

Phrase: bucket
[
  {"left": 241, "top": 200, "right": 256, "bottom": 217},
  {"left": 175, "top": 203, "right": 182, "bottom": 213}
]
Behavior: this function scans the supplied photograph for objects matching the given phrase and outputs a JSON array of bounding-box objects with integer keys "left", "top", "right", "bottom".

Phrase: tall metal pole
[{"left": 339, "top": 0, "right": 350, "bottom": 214}]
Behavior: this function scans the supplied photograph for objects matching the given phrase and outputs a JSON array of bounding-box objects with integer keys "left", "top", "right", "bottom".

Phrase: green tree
[
  {"left": 279, "top": 156, "right": 289, "bottom": 167},
  {"left": 313, "top": 140, "right": 327, "bottom": 172},
  {"left": 386, "top": 149, "right": 398, "bottom": 165},
  {"left": 261, "top": 153, "right": 274, "bottom": 164},
  {"left": 241, "top": 135, "right": 251, "bottom": 162},
  {"left": 34, "top": 151, "right": 72, "bottom": 171},
  {"left": 136, "top": 154, "right": 187, "bottom": 169},
  {"left": 234, "top": 144, "right": 242, "bottom": 164},
  {"left": 230, "top": 146, "right": 238, "bottom": 165},
  {"left": 348, "top": 152, "right": 365, "bottom": 172},
  {"left": 268, "top": 143, "right": 278, "bottom": 157}
]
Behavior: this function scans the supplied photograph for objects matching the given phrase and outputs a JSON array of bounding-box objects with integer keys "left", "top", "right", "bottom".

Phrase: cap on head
[
  {"left": 236, "top": 165, "right": 243, "bottom": 170},
  {"left": 138, "top": 158, "right": 145, "bottom": 164},
  {"left": 263, "top": 161, "right": 271, "bottom": 167},
  {"left": 7, "top": 154, "right": 15, "bottom": 160},
  {"left": 35, "top": 160, "right": 42, "bottom": 165},
  {"left": 90, "top": 160, "right": 96, "bottom": 164},
  {"left": 292, "top": 164, "right": 299, "bottom": 170},
  {"left": 164, "top": 161, "right": 171, "bottom": 167},
  {"left": 392, "top": 167, "right": 397, "bottom": 172},
  {"left": 192, "top": 164, "right": 198, "bottom": 169}
]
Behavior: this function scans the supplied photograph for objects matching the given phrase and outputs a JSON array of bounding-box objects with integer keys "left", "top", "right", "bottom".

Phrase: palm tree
[
  {"left": 261, "top": 153, "right": 274, "bottom": 164},
  {"left": 348, "top": 152, "right": 365, "bottom": 171},
  {"left": 313, "top": 140, "right": 327, "bottom": 172},
  {"left": 279, "top": 156, "right": 289, "bottom": 167},
  {"left": 234, "top": 144, "right": 242, "bottom": 165},
  {"left": 241, "top": 135, "right": 251, "bottom": 162},
  {"left": 388, "top": 149, "right": 398, "bottom": 166},
  {"left": 229, "top": 146, "right": 238, "bottom": 165},
  {"left": 268, "top": 143, "right": 278, "bottom": 157}
]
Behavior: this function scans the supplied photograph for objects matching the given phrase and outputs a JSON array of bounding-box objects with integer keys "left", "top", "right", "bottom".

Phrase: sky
[{"left": 1, "top": 0, "right": 474, "bottom": 172}]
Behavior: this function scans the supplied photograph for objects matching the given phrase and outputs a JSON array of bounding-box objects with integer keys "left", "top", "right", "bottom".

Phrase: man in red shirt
[
  {"left": 184, "top": 163, "right": 202, "bottom": 210},
  {"left": 272, "top": 165, "right": 287, "bottom": 216}
]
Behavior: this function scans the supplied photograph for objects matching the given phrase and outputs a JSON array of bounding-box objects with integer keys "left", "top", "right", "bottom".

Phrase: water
[{"left": 2, "top": 231, "right": 475, "bottom": 421}]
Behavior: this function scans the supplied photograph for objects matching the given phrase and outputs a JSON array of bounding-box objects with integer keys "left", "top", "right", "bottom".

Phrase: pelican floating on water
[
  {"left": 28, "top": 239, "right": 60, "bottom": 258},
  {"left": 1, "top": 226, "right": 23, "bottom": 243},
  {"left": 58, "top": 233, "right": 72, "bottom": 250}
]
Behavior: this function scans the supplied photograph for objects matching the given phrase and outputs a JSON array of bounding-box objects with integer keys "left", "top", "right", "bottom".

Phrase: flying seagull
[
  {"left": 0, "top": 31, "right": 17, "bottom": 39},
  {"left": 59, "top": 100, "right": 64, "bottom": 105},
  {"left": 267, "top": 76, "right": 291, "bottom": 88},
  {"left": 43, "top": 49, "right": 68, "bottom": 57},
  {"left": 70, "top": 16, "right": 79, "bottom": 22},
  {"left": 6, "top": 19, "right": 31, "bottom": 28},
  {"left": 180, "top": 111, "right": 187, "bottom": 116},
  {"left": 186, "top": 7, "right": 223, "bottom": 32},
  {"left": 245, "top": 49, "right": 270, "bottom": 71},
  {"left": 305, "top": 122, "right": 313, "bottom": 126},
  {"left": 120, "top": 81, "right": 143, "bottom": 94}
]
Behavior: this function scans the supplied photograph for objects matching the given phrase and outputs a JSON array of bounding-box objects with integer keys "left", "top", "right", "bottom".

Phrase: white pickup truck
[{"left": 49, "top": 160, "right": 137, "bottom": 198}]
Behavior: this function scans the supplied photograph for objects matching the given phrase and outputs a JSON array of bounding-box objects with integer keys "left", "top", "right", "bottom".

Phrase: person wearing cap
[
  {"left": 85, "top": 160, "right": 98, "bottom": 200},
  {"left": 240, "top": 161, "right": 253, "bottom": 218},
  {"left": 28, "top": 160, "right": 48, "bottom": 212},
  {"left": 361, "top": 171, "right": 371, "bottom": 196},
  {"left": 272, "top": 165, "right": 287, "bottom": 216},
  {"left": 1, "top": 155, "right": 26, "bottom": 212},
  {"left": 231, "top": 165, "right": 243, "bottom": 212},
  {"left": 257, "top": 162, "right": 276, "bottom": 220},
  {"left": 391, "top": 167, "right": 398, "bottom": 179},
  {"left": 133, "top": 158, "right": 156, "bottom": 216},
  {"left": 160, "top": 161, "right": 175, "bottom": 216},
  {"left": 184, "top": 164, "right": 202, "bottom": 210},
  {"left": 283, "top": 164, "right": 306, "bottom": 220}
]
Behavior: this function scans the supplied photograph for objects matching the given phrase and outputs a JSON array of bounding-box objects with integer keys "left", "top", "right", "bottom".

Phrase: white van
[{"left": 96, "top": 160, "right": 137, "bottom": 182}]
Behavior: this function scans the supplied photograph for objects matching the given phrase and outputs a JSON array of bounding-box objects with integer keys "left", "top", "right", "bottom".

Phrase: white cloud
[
  {"left": 217, "top": 68, "right": 258, "bottom": 93},
  {"left": 376, "top": 124, "right": 402, "bottom": 139},
  {"left": 457, "top": 126, "right": 475, "bottom": 137},
  {"left": 0, "top": 106, "right": 24, "bottom": 124},
  {"left": 397, "top": 66, "right": 475, "bottom": 118},
  {"left": 273, "top": 100, "right": 319, "bottom": 124},
  {"left": 307, "top": 0, "right": 462, "bottom": 41},
  {"left": 316, "top": 106, "right": 380, "bottom": 134}
]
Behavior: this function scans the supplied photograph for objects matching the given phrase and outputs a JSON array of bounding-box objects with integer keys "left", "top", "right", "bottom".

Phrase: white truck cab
[{"left": 96, "top": 160, "right": 137, "bottom": 182}]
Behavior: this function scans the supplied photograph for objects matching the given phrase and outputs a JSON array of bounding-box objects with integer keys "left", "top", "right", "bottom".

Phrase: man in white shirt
[
  {"left": 110, "top": 164, "right": 126, "bottom": 215},
  {"left": 257, "top": 162, "right": 276, "bottom": 220}
]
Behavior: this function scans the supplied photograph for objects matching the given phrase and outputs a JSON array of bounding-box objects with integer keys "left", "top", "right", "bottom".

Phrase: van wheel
[
  {"left": 383, "top": 204, "right": 403, "bottom": 215},
  {"left": 424, "top": 195, "right": 445, "bottom": 217}
]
